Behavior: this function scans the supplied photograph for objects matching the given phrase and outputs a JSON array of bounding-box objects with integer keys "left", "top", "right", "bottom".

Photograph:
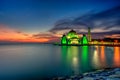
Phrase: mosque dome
[
  {"left": 60, "top": 28, "right": 90, "bottom": 45},
  {"left": 69, "top": 29, "right": 76, "bottom": 34}
]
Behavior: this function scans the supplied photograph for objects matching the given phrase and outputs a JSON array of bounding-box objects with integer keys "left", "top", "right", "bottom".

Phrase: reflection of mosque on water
[
  {"left": 92, "top": 46, "right": 120, "bottom": 68},
  {"left": 92, "top": 46, "right": 106, "bottom": 69},
  {"left": 61, "top": 45, "right": 120, "bottom": 75},
  {"left": 113, "top": 46, "right": 120, "bottom": 67},
  {"left": 61, "top": 46, "right": 80, "bottom": 75},
  {"left": 61, "top": 46, "right": 92, "bottom": 74}
]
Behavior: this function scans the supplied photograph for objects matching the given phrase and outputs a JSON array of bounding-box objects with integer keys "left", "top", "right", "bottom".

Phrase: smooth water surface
[{"left": 0, "top": 44, "right": 120, "bottom": 79}]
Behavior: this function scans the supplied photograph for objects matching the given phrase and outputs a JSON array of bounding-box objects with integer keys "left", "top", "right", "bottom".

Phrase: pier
[
  {"left": 88, "top": 41, "right": 120, "bottom": 46},
  {"left": 55, "top": 41, "right": 120, "bottom": 46}
]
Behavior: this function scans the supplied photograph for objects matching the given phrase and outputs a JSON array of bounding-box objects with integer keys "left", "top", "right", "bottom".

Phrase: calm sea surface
[{"left": 0, "top": 44, "right": 120, "bottom": 79}]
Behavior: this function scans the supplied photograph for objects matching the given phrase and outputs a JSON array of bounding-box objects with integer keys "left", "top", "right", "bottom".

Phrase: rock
[
  {"left": 53, "top": 68, "right": 120, "bottom": 80},
  {"left": 115, "top": 71, "right": 120, "bottom": 74},
  {"left": 80, "top": 77, "right": 94, "bottom": 80}
]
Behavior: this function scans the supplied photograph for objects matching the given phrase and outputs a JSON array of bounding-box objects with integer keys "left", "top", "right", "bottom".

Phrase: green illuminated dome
[
  {"left": 61, "top": 30, "right": 80, "bottom": 44},
  {"left": 81, "top": 34, "right": 88, "bottom": 44},
  {"left": 69, "top": 29, "right": 76, "bottom": 33},
  {"left": 66, "top": 29, "right": 79, "bottom": 39},
  {"left": 61, "top": 28, "right": 90, "bottom": 45},
  {"left": 61, "top": 35, "right": 67, "bottom": 44}
]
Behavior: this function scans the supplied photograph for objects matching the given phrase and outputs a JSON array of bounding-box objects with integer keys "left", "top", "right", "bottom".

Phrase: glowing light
[
  {"left": 81, "top": 35, "right": 88, "bottom": 44},
  {"left": 61, "top": 30, "right": 81, "bottom": 44},
  {"left": 65, "top": 46, "right": 79, "bottom": 75},
  {"left": 100, "top": 46, "right": 106, "bottom": 67},
  {"left": 61, "top": 35, "right": 67, "bottom": 44},
  {"left": 92, "top": 46, "right": 100, "bottom": 68},
  {"left": 82, "top": 46, "right": 88, "bottom": 59},
  {"left": 73, "top": 57, "right": 77, "bottom": 62},
  {"left": 114, "top": 40, "right": 118, "bottom": 43},
  {"left": 81, "top": 46, "right": 90, "bottom": 72},
  {"left": 70, "top": 39, "right": 79, "bottom": 44},
  {"left": 113, "top": 47, "right": 120, "bottom": 67}
]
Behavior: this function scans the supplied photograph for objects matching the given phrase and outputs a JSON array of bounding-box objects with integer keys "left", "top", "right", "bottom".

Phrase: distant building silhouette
[{"left": 88, "top": 27, "right": 91, "bottom": 42}]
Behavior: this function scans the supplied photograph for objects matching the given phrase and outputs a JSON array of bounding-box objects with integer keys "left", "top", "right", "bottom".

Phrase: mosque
[{"left": 61, "top": 27, "right": 91, "bottom": 45}]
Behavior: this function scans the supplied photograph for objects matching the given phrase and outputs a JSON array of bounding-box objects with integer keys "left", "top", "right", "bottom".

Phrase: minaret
[{"left": 88, "top": 27, "right": 91, "bottom": 42}]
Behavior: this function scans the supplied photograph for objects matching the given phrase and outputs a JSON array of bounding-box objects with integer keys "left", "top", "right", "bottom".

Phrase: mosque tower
[{"left": 88, "top": 27, "right": 91, "bottom": 42}]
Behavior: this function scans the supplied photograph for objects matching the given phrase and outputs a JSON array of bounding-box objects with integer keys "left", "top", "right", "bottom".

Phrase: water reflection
[
  {"left": 0, "top": 44, "right": 120, "bottom": 79},
  {"left": 92, "top": 46, "right": 101, "bottom": 69},
  {"left": 100, "top": 46, "right": 106, "bottom": 68},
  {"left": 113, "top": 47, "right": 120, "bottom": 67},
  {"left": 61, "top": 45, "right": 120, "bottom": 76},
  {"left": 61, "top": 46, "right": 79, "bottom": 75},
  {"left": 61, "top": 46, "right": 92, "bottom": 74},
  {"left": 81, "top": 46, "right": 91, "bottom": 72},
  {"left": 67, "top": 46, "right": 79, "bottom": 75}
]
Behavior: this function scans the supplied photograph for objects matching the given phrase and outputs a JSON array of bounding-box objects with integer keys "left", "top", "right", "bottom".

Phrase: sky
[{"left": 0, "top": 0, "right": 120, "bottom": 43}]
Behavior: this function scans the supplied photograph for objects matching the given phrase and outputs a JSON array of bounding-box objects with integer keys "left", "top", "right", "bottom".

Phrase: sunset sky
[{"left": 0, "top": 0, "right": 120, "bottom": 43}]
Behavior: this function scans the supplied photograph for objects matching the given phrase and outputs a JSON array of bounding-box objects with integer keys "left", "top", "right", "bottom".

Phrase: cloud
[
  {"left": 49, "top": 6, "right": 120, "bottom": 38},
  {"left": 0, "top": 24, "right": 60, "bottom": 43},
  {"left": 32, "top": 32, "right": 60, "bottom": 42},
  {"left": 1, "top": 6, "right": 120, "bottom": 43},
  {"left": 105, "top": 34, "right": 120, "bottom": 38},
  {"left": 0, "top": 24, "right": 31, "bottom": 42}
]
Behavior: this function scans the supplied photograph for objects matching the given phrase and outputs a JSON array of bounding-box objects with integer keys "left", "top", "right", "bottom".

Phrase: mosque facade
[{"left": 61, "top": 28, "right": 91, "bottom": 45}]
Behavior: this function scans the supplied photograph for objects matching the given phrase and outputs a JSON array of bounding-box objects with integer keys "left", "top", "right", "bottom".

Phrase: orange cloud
[
  {"left": 0, "top": 24, "right": 60, "bottom": 43},
  {"left": 32, "top": 32, "right": 60, "bottom": 42},
  {"left": 105, "top": 34, "right": 120, "bottom": 38},
  {"left": 0, "top": 25, "right": 28, "bottom": 41}
]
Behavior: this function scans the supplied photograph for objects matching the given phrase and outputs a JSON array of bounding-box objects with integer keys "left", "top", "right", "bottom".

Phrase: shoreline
[
  {"left": 54, "top": 43, "right": 120, "bottom": 47},
  {"left": 53, "top": 68, "right": 120, "bottom": 80}
]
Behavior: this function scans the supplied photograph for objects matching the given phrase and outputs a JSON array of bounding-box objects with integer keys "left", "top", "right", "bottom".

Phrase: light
[
  {"left": 113, "top": 47, "right": 120, "bottom": 67},
  {"left": 81, "top": 35, "right": 88, "bottom": 44},
  {"left": 100, "top": 46, "right": 106, "bottom": 67},
  {"left": 61, "top": 35, "right": 67, "bottom": 44},
  {"left": 114, "top": 40, "right": 118, "bottom": 43},
  {"left": 81, "top": 46, "right": 89, "bottom": 71},
  {"left": 62, "top": 30, "right": 81, "bottom": 44},
  {"left": 73, "top": 57, "right": 77, "bottom": 62},
  {"left": 92, "top": 46, "right": 100, "bottom": 68}
]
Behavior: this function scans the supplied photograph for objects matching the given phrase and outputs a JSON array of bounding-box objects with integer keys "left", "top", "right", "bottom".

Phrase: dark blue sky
[{"left": 0, "top": 0, "right": 120, "bottom": 33}]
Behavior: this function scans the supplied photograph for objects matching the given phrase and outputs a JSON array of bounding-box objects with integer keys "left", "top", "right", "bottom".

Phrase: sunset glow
[
  {"left": 0, "top": 25, "right": 59, "bottom": 43},
  {"left": 0, "top": 0, "right": 120, "bottom": 43}
]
